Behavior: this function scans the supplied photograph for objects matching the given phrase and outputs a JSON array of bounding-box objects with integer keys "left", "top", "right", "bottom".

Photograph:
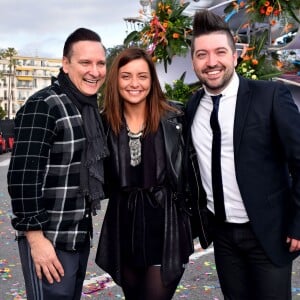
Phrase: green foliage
[
  {"left": 105, "top": 45, "right": 126, "bottom": 69},
  {"left": 0, "top": 107, "right": 7, "bottom": 120},
  {"left": 225, "top": 0, "right": 300, "bottom": 24},
  {"left": 1, "top": 47, "right": 18, "bottom": 66},
  {"left": 164, "top": 73, "right": 201, "bottom": 103},
  {"left": 236, "top": 30, "right": 282, "bottom": 80}
]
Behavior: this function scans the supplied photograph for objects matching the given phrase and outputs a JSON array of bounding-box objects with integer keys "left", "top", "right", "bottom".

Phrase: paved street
[{"left": 1, "top": 152, "right": 300, "bottom": 299}]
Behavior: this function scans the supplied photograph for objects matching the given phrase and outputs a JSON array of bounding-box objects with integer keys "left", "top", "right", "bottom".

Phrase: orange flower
[
  {"left": 239, "top": 1, "right": 245, "bottom": 8},
  {"left": 232, "top": 1, "right": 239, "bottom": 9},
  {"left": 264, "top": 1, "right": 270, "bottom": 7},
  {"left": 172, "top": 33, "right": 180, "bottom": 39},
  {"left": 251, "top": 59, "right": 259, "bottom": 65},
  {"left": 270, "top": 19, "right": 277, "bottom": 26},
  {"left": 152, "top": 56, "right": 158, "bottom": 63},
  {"left": 242, "top": 54, "right": 251, "bottom": 61},
  {"left": 276, "top": 60, "right": 284, "bottom": 68},
  {"left": 163, "top": 22, "right": 168, "bottom": 28},
  {"left": 266, "top": 6, "right": 273, "bottom": 13}
]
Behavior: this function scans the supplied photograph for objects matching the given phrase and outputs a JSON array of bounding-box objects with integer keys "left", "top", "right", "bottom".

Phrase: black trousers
[
  {"left": 212, "top": 221, "right": 292, "bottom": 300},
  {"left": 18, "top": 237, "right": 90, "bottom": 300}
]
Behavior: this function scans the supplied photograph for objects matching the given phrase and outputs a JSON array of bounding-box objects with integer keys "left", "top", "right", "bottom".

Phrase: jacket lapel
[
  {"left": 233, "top": 76, "right": 252, "bottom": 156},
  {"left": 161, "top": 109, "right": 184, "bottom": 188},
  {"left": 187, "top": 89, "right": 204, "bottom": 129}
]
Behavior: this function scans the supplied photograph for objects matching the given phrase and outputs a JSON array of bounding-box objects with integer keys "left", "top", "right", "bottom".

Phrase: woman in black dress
[{"left": 96, "top": 47, "right": 193, "bottom": 300}]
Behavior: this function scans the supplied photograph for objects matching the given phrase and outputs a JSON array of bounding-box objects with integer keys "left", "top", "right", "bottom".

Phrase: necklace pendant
[{"left": 127, "top": 129, "right": 143, "bottom": 167}]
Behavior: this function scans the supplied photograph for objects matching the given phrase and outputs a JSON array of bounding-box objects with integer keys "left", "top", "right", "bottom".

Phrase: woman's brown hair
[{"left": 103, "top": 47, "right": 176, "bottom": 135}]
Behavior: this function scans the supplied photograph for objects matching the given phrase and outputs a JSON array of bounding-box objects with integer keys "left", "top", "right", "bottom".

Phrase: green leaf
[{"left": 123, "top": 31, "right": 140, "bottom": 46}]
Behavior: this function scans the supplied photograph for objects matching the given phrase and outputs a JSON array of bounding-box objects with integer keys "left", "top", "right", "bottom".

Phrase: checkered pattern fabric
[{"left": 7, "top": 81, "right": 91, "bottom": 251}]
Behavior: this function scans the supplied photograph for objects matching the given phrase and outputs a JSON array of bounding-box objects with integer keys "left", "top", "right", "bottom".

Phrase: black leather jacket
[
  {"left": 95, "top": 105, "right": 194, "bottom": 286},
  {"left": 183, "top": 89, "right": 213, "bottom": 249}
]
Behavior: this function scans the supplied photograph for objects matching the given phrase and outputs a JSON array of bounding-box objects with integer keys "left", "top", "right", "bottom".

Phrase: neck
[{"left": 124, "top": 104, "right": 146, "bottom": 134}]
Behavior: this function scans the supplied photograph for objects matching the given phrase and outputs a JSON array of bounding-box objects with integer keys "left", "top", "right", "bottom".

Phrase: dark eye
[
  {"left": 196, "top": 52, "right": 206, "bottom": 59},
  {"left": 139, "top": 75, "right": 148, "bottom": 80},
  {"left": 217, "top": 50, "right": 227, "bottom": 55}
]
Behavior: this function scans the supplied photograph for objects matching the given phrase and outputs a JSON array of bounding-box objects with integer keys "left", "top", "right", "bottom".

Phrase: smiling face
[
  {"left": 118, "top": 58, "right": 151, "bottom": 107},
  {"left": 62, "top": 40, "right": 106, "bottom": 96},
  {"left": 192, "top": 32, "right": 238, "bottom": 94}
]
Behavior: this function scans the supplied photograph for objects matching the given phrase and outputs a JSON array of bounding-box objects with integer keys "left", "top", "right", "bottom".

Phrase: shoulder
[
  {"left": 238, "top": 75, "right": 286, "bottom": 92},
  {"left": 165, "top": 100, "right": 184, "bottom": 118},
  {"left": 17, "top": 82, "right": 76, "bottom": 121},
  {"left": 168, "top": 100, "right": 184, "bottom": 111},
  {"left": 185, "top": 88, "right": 204, "bottom": 115},
  {"left": 16, "top": 86, "right": 54, "bottom": 117}
]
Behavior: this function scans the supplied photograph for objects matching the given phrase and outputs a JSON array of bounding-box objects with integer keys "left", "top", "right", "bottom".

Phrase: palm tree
[{"left": 1, "top": 48, "right": 18, "bottom": 119}]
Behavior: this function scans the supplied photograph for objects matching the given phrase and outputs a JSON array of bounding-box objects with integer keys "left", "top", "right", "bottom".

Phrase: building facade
[{"left": 0, "top": 55, "right": 61, "bottom": 119}]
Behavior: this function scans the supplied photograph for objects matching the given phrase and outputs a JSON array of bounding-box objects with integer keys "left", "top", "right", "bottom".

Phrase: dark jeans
[
  {"left": 18, "top": 237, "right": 90, "bottom": 300},
  {"left": 213, "top": 221, "right": 292, "bottom": 300}
]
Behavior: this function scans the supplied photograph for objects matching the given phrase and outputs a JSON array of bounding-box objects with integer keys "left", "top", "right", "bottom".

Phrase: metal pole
[{"left": 7, "top": 62, "right": 11, "bottom": 119}]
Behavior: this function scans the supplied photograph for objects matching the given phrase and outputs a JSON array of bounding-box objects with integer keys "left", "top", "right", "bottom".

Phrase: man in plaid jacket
[{"left": 7, "top": 28, "right": 108, "bottom": 300}]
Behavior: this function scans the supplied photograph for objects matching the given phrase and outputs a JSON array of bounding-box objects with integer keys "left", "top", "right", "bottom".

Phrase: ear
[
  {"left": 233, "top": 50, "right": 238, "bottom": 67},
  {"left": 62, "top": 56, "right": 69, "bottom": 73}
]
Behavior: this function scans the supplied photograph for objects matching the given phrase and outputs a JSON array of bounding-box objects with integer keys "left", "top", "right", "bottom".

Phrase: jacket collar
[{"left": 233, "top": 75, "right": 252, "bottom": 155}]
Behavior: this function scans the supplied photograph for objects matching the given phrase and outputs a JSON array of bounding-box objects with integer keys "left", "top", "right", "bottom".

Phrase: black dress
[{"left": 120, "top": 126, "right": 166, "bottom": 267}]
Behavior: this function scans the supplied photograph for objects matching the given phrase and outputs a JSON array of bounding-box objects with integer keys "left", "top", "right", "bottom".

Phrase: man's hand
[
  {"left": 286, "top": 237, "right": 300, "bottom": 252},
  {"left": 25, "top": 230, "right": 64, "bottom": 284}
]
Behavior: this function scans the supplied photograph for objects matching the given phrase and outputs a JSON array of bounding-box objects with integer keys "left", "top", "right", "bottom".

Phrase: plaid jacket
[{"left": 7, "top": 80, "right": 91, "bottom": 251}]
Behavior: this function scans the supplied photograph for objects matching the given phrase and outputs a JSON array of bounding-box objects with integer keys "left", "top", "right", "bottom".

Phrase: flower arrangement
[
  {"left": 246, "top": 0, "right": 300, "bottom": 23},
  {"left": 224, "top": 0, "right": 299, "bottom": 80},
  {"left": 124, "top": 0, "right": 192, "bottom": 72},
  {"left": 236, "top": 30, "right": 283, "bottom": 80},
  {"left": 225, "top": 0, "right": 300, "bottom": 24}
]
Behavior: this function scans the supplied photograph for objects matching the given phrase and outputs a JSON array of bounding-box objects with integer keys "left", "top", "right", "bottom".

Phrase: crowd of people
[{"left": 7, "top": 9, "right": 300, "bottom": 300}]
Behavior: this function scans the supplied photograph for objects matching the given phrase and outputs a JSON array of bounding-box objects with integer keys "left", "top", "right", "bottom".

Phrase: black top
[{"left": 120, "top": 125, "right": 167, "bottom": 266}]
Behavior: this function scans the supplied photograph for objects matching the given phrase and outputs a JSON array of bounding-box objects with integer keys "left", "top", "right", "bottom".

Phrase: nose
[
  {"left": 90, "top": 64, "right": 105, "bottom": 77},
  {"left": 130, "top": 77, "right": 140, "bottom": 87},
  {"left": 207, "top": 53, "right": 218, "bottom": 66}
]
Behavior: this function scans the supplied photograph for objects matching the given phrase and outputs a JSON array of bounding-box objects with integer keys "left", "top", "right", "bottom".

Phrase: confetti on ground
[
  {"left": 0, "top": 259, "right": 12, "bottom": 280},
  {"left": 82, "top": 275, "right": 114, "bottom": 295}
]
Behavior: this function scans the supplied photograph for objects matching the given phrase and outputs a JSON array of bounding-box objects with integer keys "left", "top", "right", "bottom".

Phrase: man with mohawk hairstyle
[{"left": 185, "top": 9, "right": 300, "bottom": 300}]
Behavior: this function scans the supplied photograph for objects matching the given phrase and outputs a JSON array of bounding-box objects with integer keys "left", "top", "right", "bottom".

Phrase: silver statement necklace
[{"left": 127, "top": 125, "right": 144, "bottom": 167}]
